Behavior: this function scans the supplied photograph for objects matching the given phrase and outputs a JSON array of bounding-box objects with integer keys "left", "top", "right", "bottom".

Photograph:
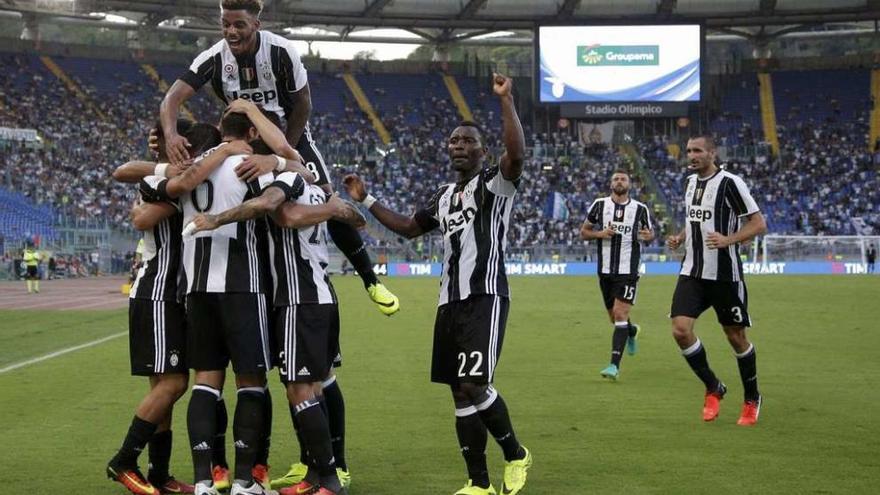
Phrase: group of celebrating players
[{"left": 104, "top": 1, "right": 765, "bottom": 495}]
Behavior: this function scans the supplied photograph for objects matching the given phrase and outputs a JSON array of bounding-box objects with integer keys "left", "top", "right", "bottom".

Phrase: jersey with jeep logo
[
  {"left": 586, "top": 197, "right": 651, "bottom": 276},
  {"left": 180, "top": 30, "right": 308, "bottom": 121},
  {"left": 414, "top": 166, "right": 518, "bottom": 306},
  {"left": 680, "top": 169, "right": 760, "bottom": 282}
]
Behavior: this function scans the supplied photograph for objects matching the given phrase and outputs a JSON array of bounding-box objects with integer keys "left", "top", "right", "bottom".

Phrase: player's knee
[
  {"left": 160, "top": 373, "right": 189, "bottom": 400},
  {"left": 723, "top": 327, "right": 749, "bottom": 348},
  {"left": 612, "top": 308, "right": 629, "bottom": 323},
  {"left": 286, "top": 382, "right": 315, "bottom": 404},
  {"left": 671, "top": 322, "right": 693, "bottom": 344},
  {"left": 234, "top": 372, "right": 265, "bottom": 389},
  {"left": 456, "top": 382, "right": 489, "bottom": 402}
]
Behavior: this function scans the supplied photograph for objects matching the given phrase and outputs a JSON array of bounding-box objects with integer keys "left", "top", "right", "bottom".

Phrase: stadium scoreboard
[{"left": 536, "top": 24, "right": 703, "bottom": 117}]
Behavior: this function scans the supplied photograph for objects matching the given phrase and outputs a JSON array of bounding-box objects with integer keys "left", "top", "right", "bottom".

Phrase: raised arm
[
  {"left": 493, "top": 73, "right": 526, "bottom": 181},
  {"left": 159, "top": 80, "right": 197, "bottom": 165},
  {"left": 226, "top": 99, "right": 299, "bottom": 159},
  {"left": 285, "top": 84, "right": 311, "bottom": 147},
  {"left": 342, "top": 174, "right": 427, "bottom": 239}
]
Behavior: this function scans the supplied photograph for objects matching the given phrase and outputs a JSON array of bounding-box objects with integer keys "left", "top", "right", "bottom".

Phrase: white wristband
[
  {"left": 274, "top": 155, "right": 286, "bottom": 172},
  {"left": 360, "top": 194, "right": 377, "bottom": 209},
  {"left": 154, "top": 162, "right": 169, "bottom": 177}
]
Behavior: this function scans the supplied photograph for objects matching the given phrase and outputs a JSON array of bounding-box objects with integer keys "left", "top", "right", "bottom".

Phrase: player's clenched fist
[
  {"left": 493, "top": 73, "right": 513, "bottom": 98},
  {"left": 342, "top": 174, "right": 367, "bottom": 202}
]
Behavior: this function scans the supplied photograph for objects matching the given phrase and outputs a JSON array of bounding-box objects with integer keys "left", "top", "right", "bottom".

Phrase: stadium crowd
[{"left": 2, "top": 49, "right": 879, "bottom": 254}]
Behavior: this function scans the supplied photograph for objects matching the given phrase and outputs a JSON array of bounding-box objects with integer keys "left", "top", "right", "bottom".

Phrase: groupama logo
[{"left": 577, "top": 45, "right": 660, "bottom": 66}]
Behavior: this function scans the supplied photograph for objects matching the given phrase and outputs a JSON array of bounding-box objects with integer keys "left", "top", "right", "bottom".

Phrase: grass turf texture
[{"left": 1, "top": 275, "right": 878, "bottom": 494}]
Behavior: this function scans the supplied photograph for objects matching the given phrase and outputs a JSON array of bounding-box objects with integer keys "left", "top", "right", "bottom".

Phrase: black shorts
[
  {"left": 273, "top": 304, "right": 340, "bottom": 384},
  {"left": 432, "top": 295, "right": 508, "bottom": 386},
  {"left": 295, "top": 126, "right": 332, "bottom": 187},
  {"left": 129, "top": 298, "right": 187, "bottom": 376},
  {"left": 185, "top": 292, "right": 272, "bottom": 374},
  {"left": 670, "top": 275, "right": 752, "bottom": 327},
  {"left": 26, "top": 266, "right": 38, "bottom": 279},
  {"left": 598, "top": 274, "right": 639, "bottom": 309}
]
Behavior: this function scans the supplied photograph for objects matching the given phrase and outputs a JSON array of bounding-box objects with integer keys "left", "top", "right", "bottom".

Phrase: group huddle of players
[
  {"left": 106, "top": 2, "right": 531, "bottom": 495},
  {"left": 103, "top": 2, "right": 766, "bottom": 495}
]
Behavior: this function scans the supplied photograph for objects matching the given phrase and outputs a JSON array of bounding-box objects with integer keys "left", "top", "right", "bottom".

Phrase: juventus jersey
[
  {"left": 130, "top": 182, "right": 182, "bottom": 302},
  {"left": 181, "top": 30, "right": 308, "bottom": 121},
  {"left": 263, "top": 174, "right": 338, "bottom": 306},
  {"left": 680, "top": 169, "right": 760, "bottom": 282},
  {"left": 586, "top": 197, "right": 652, "bottom": 276},
  {"left": 414, "top": 166, "right": 518, "bottom": 306},
  {"left": 146, "top": 146, "right": 275, "bottom": 294}
]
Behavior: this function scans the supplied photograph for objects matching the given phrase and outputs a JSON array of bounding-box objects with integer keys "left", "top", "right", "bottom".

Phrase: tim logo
[
  {"left": 687, "top": 206, "right": 713, "bottom": 222},
  {"left": 441, "top": 207, "right": 477, "bottom": 236},
  {"left": 229, "top": 89, "right": 277, "bottom": 104}
]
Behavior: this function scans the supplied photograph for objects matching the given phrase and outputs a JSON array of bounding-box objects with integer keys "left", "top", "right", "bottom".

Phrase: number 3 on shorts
[
  {"left": 457, "top": 351, "right": 484, "bottom": 377},
  {"left": 731, "top": 306, "right": 743, "bottom": 323}
]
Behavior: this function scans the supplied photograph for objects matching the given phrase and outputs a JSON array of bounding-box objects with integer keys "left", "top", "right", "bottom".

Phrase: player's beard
[{"left": 612, "top": 184, "right": 628, "bottom": 196}]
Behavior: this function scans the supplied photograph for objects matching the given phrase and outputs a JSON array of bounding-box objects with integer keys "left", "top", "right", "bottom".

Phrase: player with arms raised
[
  {"left": 343, "top": 74, "right": 532, "bottom": 495},
  {"left": 666, "top": 135, "right": 767, "bottom": 426}
]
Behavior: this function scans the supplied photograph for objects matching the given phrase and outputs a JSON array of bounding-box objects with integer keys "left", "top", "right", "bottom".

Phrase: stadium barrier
[{"left": 364, "top": 261, "right": 879, "bottom": 277}]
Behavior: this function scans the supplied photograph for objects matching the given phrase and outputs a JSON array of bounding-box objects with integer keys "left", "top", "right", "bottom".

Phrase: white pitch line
[{"left": 0, "top": 331, "right": 127, "bottom": 374}]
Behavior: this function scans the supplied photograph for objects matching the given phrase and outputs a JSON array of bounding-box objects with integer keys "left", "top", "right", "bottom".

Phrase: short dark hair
[
  {"left": 154, "top": 118, "right": 193, "bottom": 139},
  {"left": 259, "top": 107, "right": 283, "bottom": 130},
  {"left": 611, "top": 168, "right": 630, "bottom": 177},
  {"left": 457, "top": 120, "right": 483, "bottom": 136},
  {"left": 220, "top": 0, "right": 263, "bottom": 17},
  {"left": 185, "top": 123, "right": 222, "bottom": 156},
  {"left": 689, "top": 134, "right": 716, "bottom": 150},
  {"left": 249, "top": 139, "right": 274, "bottom": 155},
  {"left": 220, "top": 112, "right": 254, "bottom": 139}
]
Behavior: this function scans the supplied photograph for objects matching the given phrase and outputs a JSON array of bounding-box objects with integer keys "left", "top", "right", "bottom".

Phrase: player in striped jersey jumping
[
  {"left": 581, "top": 170, "right": 654, "bottom": 380},
  {"left": 666, "top": 135, "right": 767, "bottom": 426},
  {"left": 159, "top": 0, "right": 399, "bottom": 317}
]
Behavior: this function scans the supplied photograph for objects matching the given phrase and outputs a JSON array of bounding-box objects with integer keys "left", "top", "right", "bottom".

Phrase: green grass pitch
[{"left": 1, "top": 276, "right": 878, "bottom": 494}]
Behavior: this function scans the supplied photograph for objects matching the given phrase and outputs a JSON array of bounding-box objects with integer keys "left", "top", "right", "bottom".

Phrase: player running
[
  {"left": 159, "top": 0, "right": 398, "bottom": 316},
  {"left": 580, "top": 170, "right": 653, "bottom": 380},
  {"left": 342, "top": 73, "right": 532, "bottom": 495},
  {"left": 666, "top": 135, "right": 767, "bottom": 426}
]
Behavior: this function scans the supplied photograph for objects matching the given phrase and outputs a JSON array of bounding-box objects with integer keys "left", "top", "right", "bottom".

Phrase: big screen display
[{"left": 537, "top": 25, "right": 702, "bottom": 103}]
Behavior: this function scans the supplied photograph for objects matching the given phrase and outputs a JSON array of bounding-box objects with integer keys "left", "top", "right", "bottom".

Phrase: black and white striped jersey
[
  {"left": 586, "top": 197, "right": 652, "bottom": 276},
  {"left": 680, "top": 169, "right": 760, "bottom": 282},
  {"left": 146, "top": 148, "right": 276, "bottom": 294},
  {"left": 130, "top": 178, "right": 183, "bottom": 302},
  {"left": 414, "top": 166, "right": 518, "bottom": 306},
  {"left": 263, "top": 174, "right": 337, "bottom": 306},
  {"left": 180, "top": 30, "right": 308, "bottom": 121}
]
